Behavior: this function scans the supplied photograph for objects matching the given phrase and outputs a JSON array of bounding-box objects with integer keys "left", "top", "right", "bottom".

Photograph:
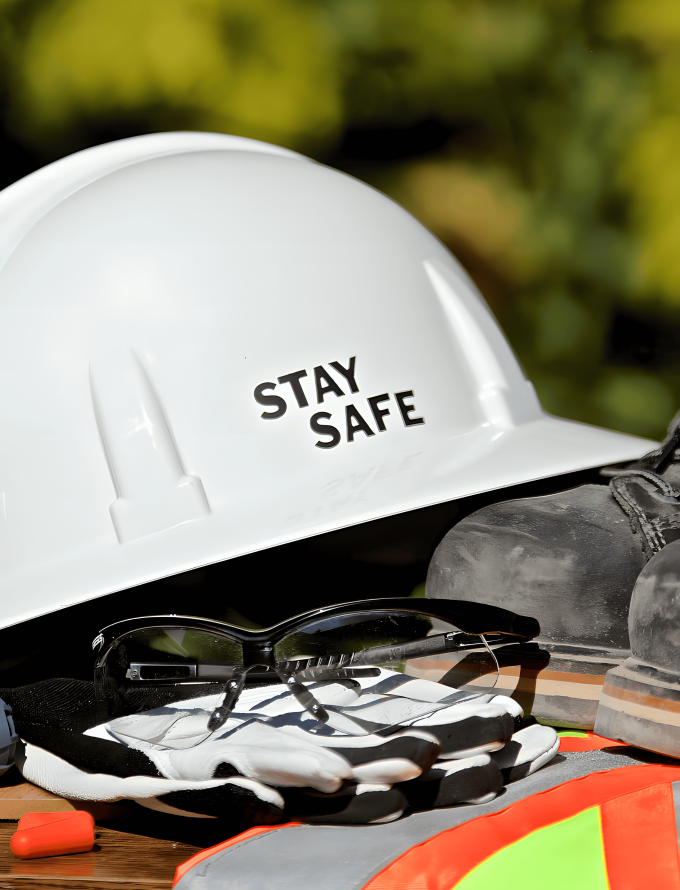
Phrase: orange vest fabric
[{"left": 362, "top": 764, "right": 680, "bottom": 889}]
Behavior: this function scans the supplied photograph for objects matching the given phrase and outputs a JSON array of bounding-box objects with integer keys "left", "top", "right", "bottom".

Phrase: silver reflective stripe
[
  {"left": 672, "top": 781, "right": 680, "bottom": 857},
  {"left": 174, "top": 748, "right": 655, "bottom": 890}
]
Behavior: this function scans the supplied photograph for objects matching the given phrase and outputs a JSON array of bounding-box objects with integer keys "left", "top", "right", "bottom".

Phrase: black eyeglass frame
[{"left": 93, "top": 597, "right": 539, "bottom": 733}]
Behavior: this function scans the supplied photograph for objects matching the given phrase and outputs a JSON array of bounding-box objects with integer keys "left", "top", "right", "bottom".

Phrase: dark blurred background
[{"left": 1, "top": 0, "right": 679, "bottom": 437}]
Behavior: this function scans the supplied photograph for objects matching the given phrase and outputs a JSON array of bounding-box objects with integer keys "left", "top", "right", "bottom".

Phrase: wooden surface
[
  {"left": 0, "top": 823, "right": 200, "bottom": 889},
  {"left": 0, "top": 772, "right": 126, "bottom": 823},
  {"left": 0, "top": 770, "right": 129, "bottom": 824},
  {"left": 0, "top": 781, "right": 74, "bottom": 819}
]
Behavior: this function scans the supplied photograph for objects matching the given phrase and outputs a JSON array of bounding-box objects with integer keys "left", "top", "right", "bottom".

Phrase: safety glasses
[{"left": 93, "top": 597, "right": 538, "bottom": 735}]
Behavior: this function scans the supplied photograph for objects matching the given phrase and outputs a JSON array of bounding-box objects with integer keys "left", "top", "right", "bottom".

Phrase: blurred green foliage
[{"left": 1, "top": 0, "right": 679, "bottom": 437}]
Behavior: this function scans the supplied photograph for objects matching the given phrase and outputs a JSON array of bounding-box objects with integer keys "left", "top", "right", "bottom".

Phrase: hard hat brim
[{"left": 3, "top": 412, "right": 650, "bottom": 630}]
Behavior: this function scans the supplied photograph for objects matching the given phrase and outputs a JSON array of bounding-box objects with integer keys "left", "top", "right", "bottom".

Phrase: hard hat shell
[{"left": 0, "top": 133, "right": 651, "bottom": 629}]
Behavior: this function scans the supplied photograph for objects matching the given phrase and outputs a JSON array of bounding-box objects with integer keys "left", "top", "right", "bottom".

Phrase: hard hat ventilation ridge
[
  {"left": 89, "top": 350, "right": 209, "bottom": 544},
  {"left": 424, "top": 258, "right": 542, "bottom": 429}
]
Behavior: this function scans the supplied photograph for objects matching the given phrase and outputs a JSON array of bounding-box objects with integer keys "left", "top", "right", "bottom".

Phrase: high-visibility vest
[
  {"left": 364, "top": 764, "right": 680, "bottom": 889},
  {"left": 173, "top": 735, "right": 680, "bottom": 890}
]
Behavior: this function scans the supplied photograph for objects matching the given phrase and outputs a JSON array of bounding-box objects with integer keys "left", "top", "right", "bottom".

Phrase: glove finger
[
  {"left": 284, "top": 783, "right": 407, "bottom": 825},
  {"left": 475, "top": 693, "right": 523, "bottom": 719},
  {"left": 155, "top": 720, "right": 353, "bottom": 792},
  {"left": 17, "top": 739, "right": 286, "bottom": 813},
  {"left": 356, "top": 673, "right": 523, "bottom": 724},
  {"left": 292, "top": 727, "right": 440, "bottom": 781},
  {"left": 264, "top": 726, "right": 440, "bottom": 784},
  {"left": 399, "top": 754, "right": 503, "bottom": 810},
  {"left": 136, "top": 777, "right": 286, "bottom": 825},
  {"left": 490, "top": 724, "right": 559, "bottom": 783},
  {"left": 355, "top": 671, "right": 472, "bottom": 703},
  {"left": 410, "top": 702, "right": 515, "bottom": 759}
]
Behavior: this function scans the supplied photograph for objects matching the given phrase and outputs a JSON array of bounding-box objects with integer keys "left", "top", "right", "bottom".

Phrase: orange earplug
[{"left": 10, "top": 811, "right": 95, "bottom": 859}]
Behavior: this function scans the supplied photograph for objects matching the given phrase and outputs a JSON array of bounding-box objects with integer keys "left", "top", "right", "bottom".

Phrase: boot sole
[
  {"left": 595, "top": 659, "right": 680, "bottom": 758},
  {"left": 407, "top": 641, "right": 628, "bottom": 730}
]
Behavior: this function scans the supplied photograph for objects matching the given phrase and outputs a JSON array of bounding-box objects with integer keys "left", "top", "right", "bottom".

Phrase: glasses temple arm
[
  {"left": 280, "top": 664, "right": 382, "bottom": 683},
  {"left": 275, "top": 631, "right": 514, "bottom": 681},
  {"left": 338, "top": 631, "right": 510, "bottom": 667}
]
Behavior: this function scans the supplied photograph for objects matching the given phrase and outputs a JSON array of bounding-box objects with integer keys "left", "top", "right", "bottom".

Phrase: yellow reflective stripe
[{"left": 453, "top": 806, "right": 609, "bottom": 890}]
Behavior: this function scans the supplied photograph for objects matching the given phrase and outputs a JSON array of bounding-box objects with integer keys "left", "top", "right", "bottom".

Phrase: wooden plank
[
  {"left": 0, "top": 823, "right": 200, "bottom": 888},
  {"left": 0, "top": 780, "right": 75, "bottom": 819},
  {"left": 0, "top": 770, "right": 126, "bottom": 821}
]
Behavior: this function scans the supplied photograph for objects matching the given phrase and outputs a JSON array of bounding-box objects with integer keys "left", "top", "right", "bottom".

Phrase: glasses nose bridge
[{"left": 242, "top": 640, "right": 275, "bottom": 668}]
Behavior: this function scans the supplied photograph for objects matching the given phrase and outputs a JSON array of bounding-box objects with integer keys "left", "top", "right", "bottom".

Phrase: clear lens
[
  {"left": 104, "top": 627, "right": 244, "bottom": 686},
  {"left": 272, "top": 609, "right": 500, "bottom": 737},
  {"left": 274, "top": 609, "right": 446, "bottom": 670}
]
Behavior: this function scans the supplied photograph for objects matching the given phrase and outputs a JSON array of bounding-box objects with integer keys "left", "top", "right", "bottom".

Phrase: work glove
[{"left": 4, "top": 669, "right": 558, "bottom": 827}]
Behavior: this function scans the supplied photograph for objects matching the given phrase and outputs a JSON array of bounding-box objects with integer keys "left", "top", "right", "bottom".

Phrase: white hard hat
[{"left": 0, "top": 132, "right": 651, "bottom": 629}]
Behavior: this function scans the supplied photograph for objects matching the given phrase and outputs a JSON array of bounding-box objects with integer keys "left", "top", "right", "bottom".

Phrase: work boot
[
  {"left": 419, "top": 413, "right": 680, "bottom": 730},
  {"left": 595, "top": 538, "right": 680, "bottom": 757},
  {"left": 603, "top": 410, "right": 680, "bottom": 559}
]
